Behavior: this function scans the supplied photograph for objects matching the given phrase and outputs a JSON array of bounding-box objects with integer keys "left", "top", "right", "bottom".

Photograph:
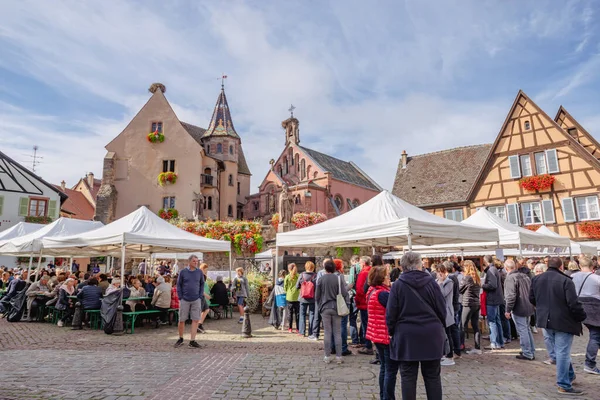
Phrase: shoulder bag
[{"left": 336, "top": 275, "right": 350, "bottom": 317}]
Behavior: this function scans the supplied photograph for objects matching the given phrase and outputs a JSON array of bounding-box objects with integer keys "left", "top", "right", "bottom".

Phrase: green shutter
[
  {"left": 18, "top": 197, "right": 29, "bottom": 216},
  {"left": 48, "top": 200, "right": 57, "bottom": 218},
  {"left": 0, "top": 196, "right": 4, "bottom": 216}
]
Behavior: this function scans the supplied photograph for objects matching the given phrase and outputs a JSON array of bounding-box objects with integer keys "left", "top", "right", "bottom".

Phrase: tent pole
[
  {"left": 518, "top": 243, "right": 523, "bottom": 257},
  {"left": 407, "top": 235, "right": 412, "bottom": 251},
  {"left": 120, "top": 245, "right": 126, "bottom": 298},
  {"left": 371, "top": 246, "right": 375, "bottom": 255},
  {"left": 68, "top": 256, "right": 73, "bottom": 274},
  {"left": 229, "top": 251, "right": 233, "bottom": 283},
  {"left": 275, "top": 246, "right": 279, "bottom": 280},
  {"left": 35, "top": 252, "right": 43, "bottom": 282},
  {"left": 26, "top": 255, "right": 33, "bottom": 281}
]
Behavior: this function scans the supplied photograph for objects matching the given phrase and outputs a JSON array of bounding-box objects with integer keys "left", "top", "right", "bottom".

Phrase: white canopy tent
[
  {"left": 0, "top": 222, "right": 45, "bottom": 270},
  {"left": 536, "top": 226, "right": 597, "bottom": 256},
  {"left": 411, "top": 208, "right": 570, "bottom": 255},
  {"left": 42, "top": 206, "right": 232, "bottom": 282}
]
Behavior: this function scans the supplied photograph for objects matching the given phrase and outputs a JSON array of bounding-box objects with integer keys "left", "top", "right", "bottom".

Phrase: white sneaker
[
  {"left": 57, "top": 320, "right": 64, "bottom": 327},
  {"left": 466, "top": 349, "right": 482, "bottom": 355},
  {"left": 584, "top": 366, "right": 600, "bottom": 375},
  {"left": 440, "top": 357, "right": 455, "bottom": 366},
  {"left": 531, "top": 326, "right": 538, "bottom": 334},
  {"left": 324, "top": 356, "right": 331, "bottom": 364},
  {"left": 336, "top": 357, "right": 343, "bottom": 365}
]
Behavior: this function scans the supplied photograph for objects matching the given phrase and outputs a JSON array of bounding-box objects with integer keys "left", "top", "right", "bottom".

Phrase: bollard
[
  {"left": 113, "top": 304, "right": 124, "bottom": 335},
  {"left": 71, "top": 302, "right": 83, "bottom": 330},
  {"left": 241, "top": 305, "right": 252, "bottom": 338}
]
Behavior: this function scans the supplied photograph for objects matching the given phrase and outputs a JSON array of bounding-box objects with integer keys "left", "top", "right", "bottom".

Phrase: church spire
[{"left": 202, "top": 86, "right": 240, "bottom": 139}]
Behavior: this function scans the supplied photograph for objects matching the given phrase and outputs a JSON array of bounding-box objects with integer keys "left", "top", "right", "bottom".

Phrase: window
[
  {"left": 278, "top": 165, "right": 283, "bottom": 176},
  {"left": 206, "top": 145, "right": 210, "bottom": 154},
  {"left": 522, "top": 202, "right": 543, "bottom": 225},
  {"left": 162, "top": 196, "right": 176, "bottom": 209},
  {"left": 237, "top": 182, "right": 240, "bottom": 195},
  {"left": 28, "top": 198, "right": 47, "bottom": 217},
  {"left": 444, "top": 209, "right": 464, "bottom": 222},
  {"left": 283, "top": 157, "right": 288, "bottom": 175},
  {"left": 229, "top": 145, "right": 233, "bottom": 155},
  {"left": 334, "top": 195, "right": 343, "bottom": 210},
  {"left": 227, "top": 205, "right": 233, "bottom": 217},
  {"left": 352, "top": 199, "right": 360, "bottom": 208},
  {"left": 575, "top": 196, "right": 600, "bottom": 221},
  {"left": 217, "top": 143, "right": 222, "bottom": 153},
  {"left": 524, "top": 121, "right": 530, "bottom": 130},
  {"left": 301, "top": 159, "right": 306, "bottom": 179},
  {"left": 253, "top": 201, "right": 259, "bottom": 211},
  {"left": 207, "top": 196, "right": 213, "bottom": 210},
  {"left": 306, "top": 165, "right": 312, "bottom": 179},
  {"left": 162, "top": 160, "right": 175, "bottom": 173},
  {"left": 313, "top": 171, "right": 318, "bottom": 178},
  {"left": 228, "top": 174, "right": 233, "bottom": 186},
  {"left": 151, "top": 122, "right": 163, "bottom": 133},
  {"left": 295, "top": 195, "right": 301, "bottom": 205},
  {"left": 519, "top": 155, "right": 532, "bottom": 177},
  {"left": 203, "top": 196, "right": 207, "bottom": 210},
  {"left": 534, "top": 152, "right": 547, "bottom": 175},
  {"left": 295, "top": 154, "right": 299, "bottom": 171},
  {"left": 487, "top": 205, "right": 507, "bottom": 221}
]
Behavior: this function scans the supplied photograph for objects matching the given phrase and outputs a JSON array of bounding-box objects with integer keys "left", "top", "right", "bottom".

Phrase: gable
[
  {"left": 555, "top": 106, "right": 600, "bottom": 161},
  {"left": 0, "top": 150, "right": 64, "bottom": 198}
]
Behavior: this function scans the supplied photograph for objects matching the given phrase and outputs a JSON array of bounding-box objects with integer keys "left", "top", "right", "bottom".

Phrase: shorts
[
  {"left": 179, "top": 299, "right": 201, "bottom": 321},
  {"left": 201, "top": 297, "right": 209, "bottom": 312},
  {"left": 237, "top": 296, "right": 246, "bottom": 306}
]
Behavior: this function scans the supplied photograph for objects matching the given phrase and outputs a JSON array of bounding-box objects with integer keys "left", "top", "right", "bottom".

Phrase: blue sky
[{"left": 1, "top": 0, "right": 599, "bottom": 191}]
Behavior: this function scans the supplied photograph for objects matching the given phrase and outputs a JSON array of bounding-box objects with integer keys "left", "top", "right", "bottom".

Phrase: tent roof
[
  {"left": 42, "top": 206, "right": 230, "bottom": 256},
  {"left": 536, "top": 226, "right": 597, "bottom": 255},
  {"left": 276, "top": 191, "right": 499, "bottom": 248},
  {"left": 0, "top": 218, "right": 104, "bottom": 255},
  {"left": 0, "top": 222, "right": 45, "bottom": 243}
]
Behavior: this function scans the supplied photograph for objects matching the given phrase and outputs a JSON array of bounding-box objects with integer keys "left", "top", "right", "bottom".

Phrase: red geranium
[
  {"left": 578, "top": 222, "right": 600, "bottom": 239},
  {"left": 519, "top": 174, "right": 556, "bottom": 191}
]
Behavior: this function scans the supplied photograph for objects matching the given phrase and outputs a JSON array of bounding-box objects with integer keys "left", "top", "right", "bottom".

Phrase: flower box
[
  {"left": 158, "top": 172, "right": 177, "bottom": 186},
  {"left": 24, "top": 215, "right": 52, "bottom": 224},
  {"left": 147, "top": 131, "right": 165, "bottom": 143},
  {"left": 519, "top": 174, "right": 556, "bottom": 191},
  {"left": 578, "top": 222, "right": 600, "bottom": 239},
  {"left": 172, "top": 219, "right": 264, "bottom": 255},
  {"left": 291, "top": 212, "right": 327, "bottom": 229},
  {"left": 158, "top": 208, "right": 178, "bottom": 220}
]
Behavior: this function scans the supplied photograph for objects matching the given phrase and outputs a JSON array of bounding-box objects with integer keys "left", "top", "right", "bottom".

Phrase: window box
[
  {"left": 158, "top": 172, "right": 178, "bottom": 186},
  {"left": 578, "top": 221, "right": 600, "bottom": 239},
  {"left": 158, "top": 208, "right": 178, "bottom": 220},
  {"left": 518, "top": 174, "right": 556, "bottom": 192},
  {"left": 147, "top": 131, "right": 165, "bottom": 143},
  {"left": 24, "top": 215, "right": 53, "bottom": 224}
]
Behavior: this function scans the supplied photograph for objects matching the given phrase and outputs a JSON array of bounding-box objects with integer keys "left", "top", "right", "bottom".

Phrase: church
[
  {"left": 244, "top": 114, "right": 382, "bottom": 223},
  {"left": 96, "top": 83, "right": 251, "bottom": 223}
]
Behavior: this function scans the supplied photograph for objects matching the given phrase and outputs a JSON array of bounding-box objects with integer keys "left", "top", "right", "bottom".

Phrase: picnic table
[{"left": 67, "top": 296, "right": 152, "bottom": 302}]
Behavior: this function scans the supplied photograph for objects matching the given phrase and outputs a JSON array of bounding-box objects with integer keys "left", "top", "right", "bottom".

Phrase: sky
[{"left": 1, "top": 0, "right": 600, "bottom": 192}]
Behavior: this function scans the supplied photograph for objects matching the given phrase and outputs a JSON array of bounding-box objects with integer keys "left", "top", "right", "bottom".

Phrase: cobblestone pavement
[{"left": 1, "top": 315, "right": 598, "bottom": 399}]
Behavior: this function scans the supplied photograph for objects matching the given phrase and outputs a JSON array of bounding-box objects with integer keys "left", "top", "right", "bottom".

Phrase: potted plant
[
  {"left": 147, "top": 130, "right": 165, "bottom": 143},
  {"left": 519, "top": 174, "right": 556, "bottom": 192},
  {"left": 158, "top": 172, "right": 178, "bottom": 186}
]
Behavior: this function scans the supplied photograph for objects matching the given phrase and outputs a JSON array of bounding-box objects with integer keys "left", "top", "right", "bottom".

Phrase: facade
[
  {"left": 96, "top": 83, "right": 251, "bottom": 223},
  {"left": 393, "top": 90, "right": 600, "bottom": 241},
  {"left": 244, "top": 116, "right": 382, "bottom": 223}
]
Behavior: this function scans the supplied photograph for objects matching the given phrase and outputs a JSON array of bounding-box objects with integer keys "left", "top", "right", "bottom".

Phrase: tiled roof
[
  {"left": 238, "top": 147, "right": 251, "bottom": 175},
  {"left": 180, "top": 121, "right": 207, "bottom": 145},
  {"left": 300, "top": 146, "right": 380, "bottom": 191},
  {"left": 201, "top": 88, "right": 240, "bottom": 139},
  {"left": 54, "top": 185, "right": 95, "bottom": 220},
  {"left": 392, "top": 144, "right": 492, "bottom": 207}
]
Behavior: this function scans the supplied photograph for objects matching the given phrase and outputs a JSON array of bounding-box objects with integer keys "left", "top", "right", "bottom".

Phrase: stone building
[
  {"left": 393, "top": 90, "right": 600, "bottom": 242},
  {"left": 96, "top": 83, "right": 251, "bottom": 223},
  {"left": 244, "top": 115, "right": 382, "bottom": 222}
]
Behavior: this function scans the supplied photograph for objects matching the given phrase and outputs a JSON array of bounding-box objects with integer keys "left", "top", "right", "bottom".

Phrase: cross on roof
[{"left": 288, "top": 104, "right": 296, "bottom": 118}]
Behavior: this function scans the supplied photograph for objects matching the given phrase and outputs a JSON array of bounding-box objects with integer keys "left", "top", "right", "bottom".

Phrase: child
[
  {"left": 274, "top": 270, "right": 287, "bottom": 329},
  {"left": 232, "top": 267, "right": 250, "bottom": 324}
]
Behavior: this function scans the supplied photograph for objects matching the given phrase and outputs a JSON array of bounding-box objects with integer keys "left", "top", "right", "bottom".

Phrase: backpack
[
  {"left": 448, "top": 274, "right": 460, "bottom": 309},
  {"left": 300, "top": 273, "right": 315, "bottom": 299}
]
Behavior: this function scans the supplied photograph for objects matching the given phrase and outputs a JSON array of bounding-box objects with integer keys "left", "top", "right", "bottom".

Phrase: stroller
[{"left": 2, "top": 285, "right": 28, "bottom": 322}]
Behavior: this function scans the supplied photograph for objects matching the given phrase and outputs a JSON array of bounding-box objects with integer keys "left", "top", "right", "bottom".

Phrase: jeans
[
  {"left": 322, "top": 309, "right": 342, "bottom": 357},
  {"left": 512, "top": 314, "right": 535, "bottom": 359},
  {"left": 375, "top": 343, "right": 392, "bottom": 400},
  {"left": 454, "top": 304, "right": 463, "bottom": 346},
  {"left": 331, "top": 314, "right": 349, "bottom": 353},
  {"left": 461, "top": 305, "right": 480, "bottom": 349},
  {"left": 499, "top": 303, "right": 511, "bottom": 341},
  {"left": 359, "top": 309, "right": 373, "bottom": 350},
  {"left": 445, "top": 324, "right": 461, "bottom": 357},
  {"left": 287, "top": 301, "right": 299, "bottom": 330},
  {"left": 486, "top": 305, "right": 504, "bottom": 348},
  {"left": 542, "top": 328, "right": 556, "bottom": 361},
  {"left": 349, "top": 300, "right": 360, "bottom": 344},
  {"left": 544, "top": 328, "right": 576, "bottom": 390},
  {"left": 386, "top": 358, "right": 442, "bottom": 400},
  {"left": 313, "top": 307, "right": 322, "bottom": 338},
  {"left": 585, "top": 325, "right": 600, "bottom": 369},
  {"left": 299, "top": 302, "right": 315, "bottom": 336}
]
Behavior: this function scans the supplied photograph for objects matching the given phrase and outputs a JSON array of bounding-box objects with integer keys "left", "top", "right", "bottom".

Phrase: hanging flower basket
[
  {"left": 578, "top": 222, "right": 600, "bottom": 239},
  {"left": 271, "top": 213, "right": 280, "bottom": 230},
  {"left": 24, "top": 216, "right": 52, "bottom": 224},
  {"left": 519, "top": 174, "right": 556, "bottom": 191},
  {"left": 158, "top": 172, "right": 177, "bottom": 186},
  {"left": 158, "top": 208, "right": 179, "bottom": 220},
  {"left": 147, "top": 130, "right": 165, "bottom": 143},
  {"left": 524, "top": 224, "right": 541, "bottom": 232},
  {"left": 291, "top": 212, "right": 327, "bottom": 229}
]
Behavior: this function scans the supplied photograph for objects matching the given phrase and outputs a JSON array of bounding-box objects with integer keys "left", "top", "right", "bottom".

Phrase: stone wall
[{"left": 95, "top": 152, "right": 117, "bottom": 224}]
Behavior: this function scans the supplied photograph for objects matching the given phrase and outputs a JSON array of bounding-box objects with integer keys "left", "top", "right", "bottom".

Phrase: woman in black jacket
[
  {"left": 459, "top": 261, "right": 482, "bottom": 354},
  {"left": 210, "top": 276, "right": 229, "bottom": 307}
]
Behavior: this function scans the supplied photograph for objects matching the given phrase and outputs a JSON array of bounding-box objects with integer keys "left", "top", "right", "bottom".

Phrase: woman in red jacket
[{"left": 366, "top": 266, "right": 391, "bottom": 400}]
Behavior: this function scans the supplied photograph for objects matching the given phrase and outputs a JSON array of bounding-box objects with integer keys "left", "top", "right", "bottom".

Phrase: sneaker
[
  {"left": 57, "top": 320, "right": 64, "bottom": 327},
  {"left": 160, "top": 321, "right": 168, "bottom": 325},
  {"left": 516, "top": 354, "right": 535, "bottom": 361},
  {"left": 358, "top": 348, "right": 374, "bottom": 355},
  {"left": 557, "top": 387, "right": 584, "bottom": 396},
  {"left": 484, "top": 346, "right": 501, "bottom": 351},
  {"left": 189, "top": 340, "right": 201, "bottom": 348},
  {"left": 197, "top": 325, "right": 205, "bottom": 334},
  {"left": 440, "top": 357, "right": 455, "bottom": 366},
  {"left": 288, "top": 328, "right": 293, "bottom": 333},
  {"left": 369, "top": 358, "right": 381, "bottom": 365},
  {"left": 174, "top": 338, "right": 184, "bottom": 348},
  {"left": 238, "top": 318, "right": 243, "bottom": 324},
  {"left": 466, "top": 349, "right": 482, "bottom": 355},
  {"left": 350, "top": 343, "right": 364, "bottom": 348},
  {"left": 584, "top": 366, "right": 600, "bottom": 375},
  {"left": 543, "top": 359, "right": 557, "bottom": 365},
  {"left": 336, "top": 357, "right": 343, "bottom": 364},
  {"left": 341, "top": 350, "right": 353, "bottom": 356},
  {"left": 307, "top": 335, "right": 318, "bottom": 341},
  {"left": 531, "top": 326, "right": 538, "bottom": 334},
  {"left": 323, "top": 356, "right": 331, "bottom": 364}
]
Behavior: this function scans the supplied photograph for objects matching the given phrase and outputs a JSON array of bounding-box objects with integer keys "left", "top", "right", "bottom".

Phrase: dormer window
[
  {"left": 151, "top": 122, "right": 163, "bottom": 133},
  {"left": 524, "top": 121, "right": 531, "bottom": 130}
]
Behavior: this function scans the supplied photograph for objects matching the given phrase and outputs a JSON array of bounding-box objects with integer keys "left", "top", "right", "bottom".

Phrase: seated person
[
  {"left": 210, "top": 275, "right": 230, "bottom": 307},
  {"left": 105, "top": 278, "right": 121, "bottom": 296},
  {"left": 98, "top": 274, "right": 110, "bottom": 294},
  {"left": 25, "top": 275, "right": 51, "bottom": 321},
  {"left": 77, "top": 273, "right": 91, "bottom": 291},
  {"left": 0, "top": 273, "right": 27, "bottom": 314},
  {"left": 56, "top": 278, "right": 77, "bottom": 326},
  {"left": 125, "top": 279, "right": 147, "bottom": 311},
  {"left": 151, "top": 276, "right": 172, "bottom": 325},
  {"left": 77, "top": 278, "right": 103, "bottom": 310}
]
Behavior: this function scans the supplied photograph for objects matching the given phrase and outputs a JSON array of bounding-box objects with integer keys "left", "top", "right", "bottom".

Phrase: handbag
[
  {"left": 403, "top": 282, "right": 450, "bottom": 356},
  {"left": 578, "top": 273, "right": 600, "bottom": 327},
  {"left": 336, "top": 275, "right": 350, "bottom": 317}
]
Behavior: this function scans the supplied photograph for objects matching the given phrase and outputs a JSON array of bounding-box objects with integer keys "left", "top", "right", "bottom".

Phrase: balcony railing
[{"left": 201, "top": 174, "right": 214, "bottom": 186}]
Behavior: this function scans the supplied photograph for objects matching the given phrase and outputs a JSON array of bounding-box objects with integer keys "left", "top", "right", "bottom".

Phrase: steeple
[{"left": 202, "top": 87, "right": 240, "bottom": 139}]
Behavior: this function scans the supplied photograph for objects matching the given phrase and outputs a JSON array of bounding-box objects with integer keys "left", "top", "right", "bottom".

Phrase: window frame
[
  {"left": 444, "top": 208, "right": 464, "bottom": 222},
  {"left": 534, "top": 152, "right": 547, "bottom": 175},
  {"left": 216, "top": 143, "right": 223, "bottom": 153},
  {"left": 151, "top": 121, "right": 163, "bottom": 133},
  {"left": 228, "top": 174, "right": 234, "bottom": 186},
  {"left": 334, "top": 195, "right": 343, "bottom": 211},
  {"left": 575, "top": 195, "right": 600, "bottom": 221},
  {"left": 229, "top": 145, "right": 234, "bottom": 155},
  {"left": 162, "top": 160, "right": 175, "bottom": 173},
  {"left": 524, "top": 120, "right": 531, "bottom": 130},
  {"left": 487, "top": 205, "right": 507, "bottom": 221},
  {"left": 521, "top": 201, "right": 543, "bottom": 225},
  {"left": 519, "top": 155, "right": 533, "bottom": 177},
  {"left": 162, "top": 196, "right": 176, "bottom": 209},
  {"left": 227, "top": 204, "right": 233, "bottom": 217},
  {"left": 28, "top": 197, "right": 48, "bottom": 217}
]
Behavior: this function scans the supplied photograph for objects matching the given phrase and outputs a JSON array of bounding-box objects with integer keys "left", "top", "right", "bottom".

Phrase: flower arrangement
[
  {"left": 291, "top": 212, "right": 327, "bottom": 229},
  {"left": 519, "top": 174, "right": 556, "bottom": 192},
  {"left": 271, "top": 213, "right": 280, "bottom": 230},
  {"left": 17, "top": 256, "right": 46, "bottom": 265},
  {"left": 524, "top": 224, "right": 541, "bottom": 232},
  {"left": 24, "top": 216, "right": 52, "bottom": 224},
  {"left": 147, "top": 130, "right": 165, "bottom": 143},
  {"left": 158, "top": 172, "right": 177, "bottom": 186},
  {"left": 578, "top": 222, "right": 600, "bottom": 239},
  {"left": 172, "top": 219, "right": 264, "bottom": 254},
  {"left": 158, "top": 208, "right": 178, "bottom": 220}
]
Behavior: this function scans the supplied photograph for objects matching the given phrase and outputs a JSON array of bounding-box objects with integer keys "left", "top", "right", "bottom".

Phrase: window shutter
[
  {"left": 542, "top": 199, "right": 555, "bottom": 224},
  {"left": 508, "top": 155, "right": 521, "bottom": 178},
  {"left": 48, "top": 200, "right": 58, "bottom": 219},
  {"left": 545, "top": 149, "right": 559, "bottom": 173},
  {"left": 0, "top": 196, "right": 4, "bottom": 216},
  {"left": 18, "top": 197, "right": 29, "bottom": 216},
  {"left": 561, "top": 197, "right": 576, "bottom": 222},
  {"left": 507, "top": 203, "right": 520, "bottom": 225}
]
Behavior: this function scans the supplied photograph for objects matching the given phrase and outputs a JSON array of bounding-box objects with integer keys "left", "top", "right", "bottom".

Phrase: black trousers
[
  {"left": 287, "top": 301, "right": 300, "bottom": 330},
  {"left": 386, "top": 358, "right": 442, "bottom": 400}
]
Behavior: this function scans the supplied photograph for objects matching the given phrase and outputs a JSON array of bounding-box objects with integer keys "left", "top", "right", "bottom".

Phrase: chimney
[
  {"left": 87, "top": 172, "right": 94, "bottom": 187},
  {"left": 401, "top": 150, "right": 408, "bottom": 169},
  {"left": 60, "top": 180, "right": 66, "bottom": 191}
]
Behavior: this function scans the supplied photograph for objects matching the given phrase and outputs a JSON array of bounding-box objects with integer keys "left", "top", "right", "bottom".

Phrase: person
[
  {"left": 126, "top": 278, "right": 147, "bottom": 311},
  {"left": 104, "top": 278, "right": 121, "bottom": 296},
  {"left": 348, "top": 255, "right": 362, "bottom": 346},
  {"left": 565, "top": 261, "right": 580, "bottom": 277},
  {"left": 138, "top": 259, "right": 147, "bottom": 275},
  {"left": 78, "top": 278, "right": 103, "bottom": 310},
  {"left": 1, "top": 271, "right": 11, "bottom": 290},
  {"left": 436, "top": 263, "right": 459, "bottom": 365},
  {"left": 25, "top": 275, "right": 51, "bottom": 321},
  {"left": 386, "top": 252, "right": 446, "bottom": 400},
  {"left": 459, "top": 260, "right": 482, "bottom": 354},
  {"left": 482, "top": 255, "right": 504, "bottom": 350},
  {"left": 197, "top": 263, "right": 211, "bottom": 334},
  {"left": 503, "top": 259, "right": 535, "bottom": 361},
  {"left": 355, "top": 256, "right": 373, "bottom": 355},
  {"left": 495, "top": 259, "right": 512, "bottom": 343},
  {"left": 71, "top": 260, "right": 79, "bottom": 273},
  {"left": 534, "top": 263, "right": 547, "bottom": 275},
  {"left": 296, "top": 261, "right": 317, "bottom": 338},
  {"left": 446, "top": 261, "right": 463, "bottom": 356},
  {"left": 530, "top": 257, "right": 587, "bottom": 395},
  {"left": 210, "top": 275, "right": 229, "bottom": 307},
  {"left": 365, "top": 266, "right": 391, "bottom": 399},
  {"left": 571, "top": 256, "right": 600, "bottom": 375},
  {"left": 315, "top": 259, "right": 349, "bottom": 365},
  {"left": 0, "top": 272, "right": 27, "bottom": 315},
  {"left": 98, "top": 274, "right": 110, "bottom": 295},
  {"left": 171, "top": 260, "right": 180, "bottom": 276},
  {"left": 332, "top": 259, "right": 352, "bottom": 356},
  {"left": 144, "top": 275, "right": 155, "bottom": 298},
  {"left": 151, "top": 275, "right": 172, "bottom": 327},
  {"left": 56, "top": 278, "right": 76, "bottom": 327},
  {"left": 232, "top": 267, "right": 250, "bottom": 324},
  {"left": 175, "top": 255, "right": 204, "bottom": 348},
  {"left": 284, "top": 263, "right": 300, "bottom": 333},
  {"left": 170, "top": 275, "right": 180, "bottom": 325},
  {"left": 389, "top": 263, "right": 402, "bottom": 283}
]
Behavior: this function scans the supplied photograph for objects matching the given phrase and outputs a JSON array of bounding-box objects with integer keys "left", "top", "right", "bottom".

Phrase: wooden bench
[
  {"left": 85, "top": 309, "right": 102, "bottom": 330},
  {"left": 208, "top": 302, "right": 233, "bottom": 319},
  {"left": 122, "top": 310, "right": 161, "bottom": 334}
]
